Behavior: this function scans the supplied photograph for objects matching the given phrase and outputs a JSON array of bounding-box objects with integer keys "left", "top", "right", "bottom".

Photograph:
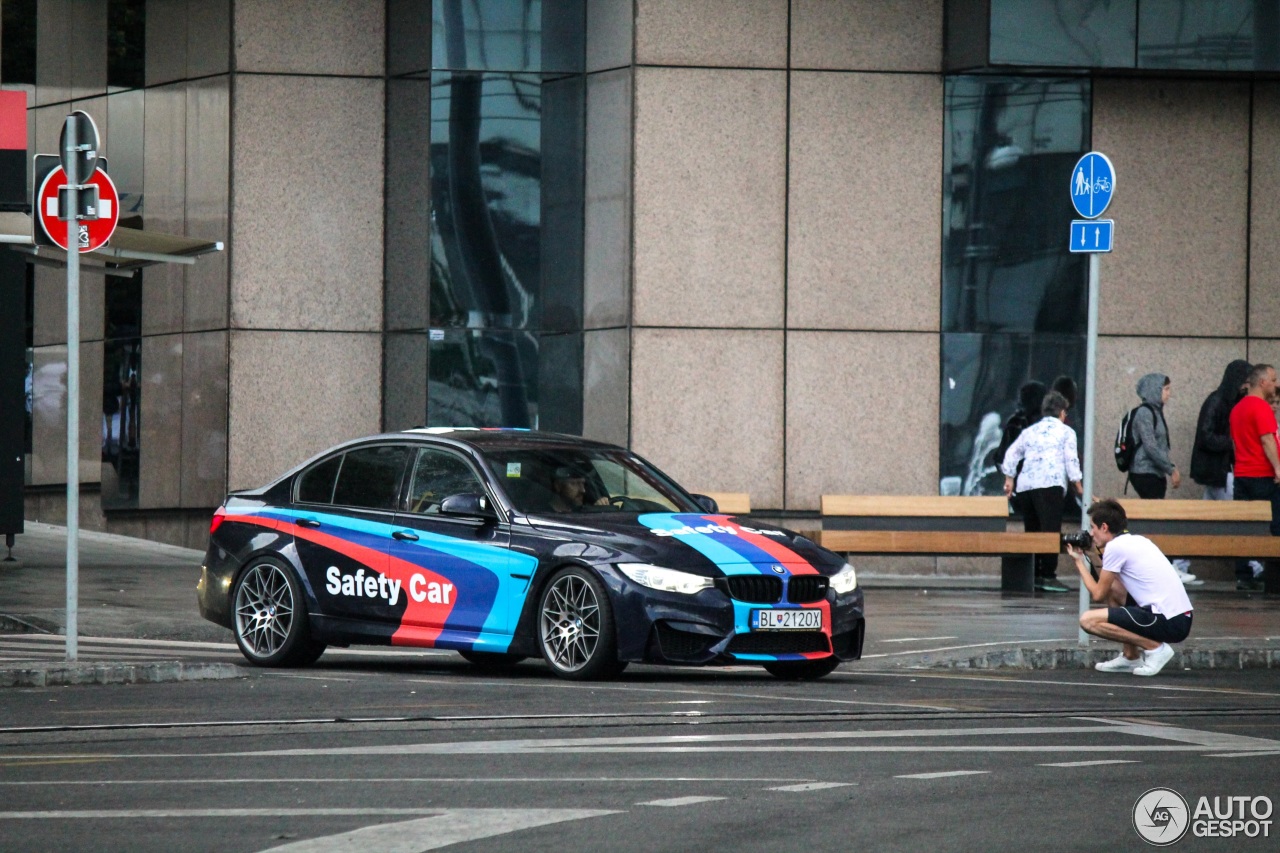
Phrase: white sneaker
[
  {"left": 1095, "top": 653, "right": 1142, "bottom": 672},
  {"left": 1251, "top": 561, "right": 1265, "bottom": 579},
  {"left": 1178, "top": 572, "right": 1204, "bottom": 587},
  {"left": 1134, "top": 643, "right": 1176, "bottom": 677}
]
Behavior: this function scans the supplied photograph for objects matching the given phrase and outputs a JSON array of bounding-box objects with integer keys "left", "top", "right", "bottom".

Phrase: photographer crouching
[{"left": 1065, "top": 498, "right": 1194, "bottom": 677}]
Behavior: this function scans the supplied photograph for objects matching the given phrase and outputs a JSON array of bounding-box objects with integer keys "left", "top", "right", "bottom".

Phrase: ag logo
[{"left": 1133, "top": 787, "right": 1190, "bottom": 846}]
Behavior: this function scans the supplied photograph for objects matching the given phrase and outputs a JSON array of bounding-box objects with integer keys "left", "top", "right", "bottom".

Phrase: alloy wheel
[
  {"left": 540, "top": 573, "right": 602, "bottom": 673},
  {"left": 234, "top": 562, "right": 296, "bottom": 660}
]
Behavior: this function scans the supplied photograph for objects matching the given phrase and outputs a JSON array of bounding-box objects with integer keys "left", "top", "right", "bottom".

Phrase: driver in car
[{"left": 550, "top": 466, "right": 611, "bottom": 512}]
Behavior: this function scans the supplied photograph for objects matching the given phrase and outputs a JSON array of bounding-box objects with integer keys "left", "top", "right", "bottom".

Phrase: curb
[
  {"left": 919, "top": 645, "right": 1280, "bottom": 671},
  {"left": 0, "top": 661, "right": 244, "bottom": 688}
]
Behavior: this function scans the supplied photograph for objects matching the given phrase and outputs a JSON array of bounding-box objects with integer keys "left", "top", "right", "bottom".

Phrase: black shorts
[{"left": 1107, "top": 606, "right": 1192, "bottom": 644}]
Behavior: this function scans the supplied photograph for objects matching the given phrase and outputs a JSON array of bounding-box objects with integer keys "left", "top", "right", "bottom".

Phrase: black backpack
[{"left": 1114, "top": 403, "right": 1161, "bottom": 473}]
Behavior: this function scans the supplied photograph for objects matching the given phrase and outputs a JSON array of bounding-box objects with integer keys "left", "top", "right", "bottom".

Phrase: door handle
[
  {"left": 392, "top": 530, "right": 419, "bottom": 542},
  {"left": 294, "top": 518, "right": 320, "bottom": 528}
]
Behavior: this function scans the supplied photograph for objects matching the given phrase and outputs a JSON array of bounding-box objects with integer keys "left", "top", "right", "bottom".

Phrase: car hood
[{"left": 523, "top": 512, "right": 845, "bottom": 577}]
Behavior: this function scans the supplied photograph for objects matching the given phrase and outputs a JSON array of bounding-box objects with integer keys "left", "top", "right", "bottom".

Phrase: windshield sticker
[{"left": 506, "top": 462, "right": 522, "bottom": 478}]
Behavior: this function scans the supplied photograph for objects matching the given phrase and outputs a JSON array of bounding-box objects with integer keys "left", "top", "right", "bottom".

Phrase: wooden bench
[
  {"left": 1117, "top": 499, "right": 1280, "bottom": 562},
  {"left": 818, "top": 495, "right": 1050, "bottom": 592},
  {"left": 817, "top": 495, "right": 1280, "bottom": 592},
  {"left": 702, "top": 492, "right": 751, "bottom": 515}
]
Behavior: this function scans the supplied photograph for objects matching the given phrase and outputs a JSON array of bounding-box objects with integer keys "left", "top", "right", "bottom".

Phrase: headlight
[
  {"left": 617, "top": 563, "right": 714, "bottom": 595},
  {"left": 830, "top": 562, "right": 858, "bottom": 594}
]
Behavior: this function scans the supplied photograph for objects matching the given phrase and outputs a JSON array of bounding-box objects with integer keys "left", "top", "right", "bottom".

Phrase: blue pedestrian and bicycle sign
[
  {"left": 1069, "top": 219, "right": 1113, "bottom": 253},
  {"left": 1070, "top": 151, "right": 1115, "bottom": 219}
]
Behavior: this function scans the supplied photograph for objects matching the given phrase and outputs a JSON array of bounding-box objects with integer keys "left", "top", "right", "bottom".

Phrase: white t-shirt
[{"left": 1100, "top": 533, "right": 1194, "bottom": 618}]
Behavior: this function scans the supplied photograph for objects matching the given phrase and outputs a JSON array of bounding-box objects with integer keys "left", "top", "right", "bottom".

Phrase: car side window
[
  {"left": 406, "top": 448, "right": 484, "bottom": 514},
  {"left": 331, "top": 445, "right": 411, "bottom": 511},
  {"left": 296, "top": 455, "right": 342, "bottom": 504}
]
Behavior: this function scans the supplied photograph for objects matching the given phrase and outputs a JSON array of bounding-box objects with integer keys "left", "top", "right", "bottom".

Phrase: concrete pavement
[{"left": 1, "top": 522, "right": 1277, "bottom": 687}]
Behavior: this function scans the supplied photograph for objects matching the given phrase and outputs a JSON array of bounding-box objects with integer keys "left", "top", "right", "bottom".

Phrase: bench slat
[
  {"left": 1148, "top": 534, "right": 1280, "bottom": 558},
  {"left": 1118, "top": 499, "right": 1271, "bottom": 522},
  {"left": 818, "top": 531, "right": 1057, "bottom": 554},
  {"left": 821, "top": 495, "right": 1009, "bottom": 518}
]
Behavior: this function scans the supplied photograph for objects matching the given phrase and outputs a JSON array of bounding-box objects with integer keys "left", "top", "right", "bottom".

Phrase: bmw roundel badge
[{"left": 771, "top": 565, "right": 786, "bottom": 574}]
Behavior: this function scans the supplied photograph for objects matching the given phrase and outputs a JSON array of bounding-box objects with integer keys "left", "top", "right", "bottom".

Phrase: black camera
[{"left": 1061, "top": 530, "right": 1093, "bottom": 550}]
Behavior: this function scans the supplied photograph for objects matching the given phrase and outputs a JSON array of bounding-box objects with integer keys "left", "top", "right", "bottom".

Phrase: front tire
[
  {"left": 232, "top": 557, "right": 324, "bottom": 667},
  {"left": 538, "top": 567, "right": 623, "bottom": 680},
  {"left": 763, "top": 657, "right": 841, "bottom": 681}
]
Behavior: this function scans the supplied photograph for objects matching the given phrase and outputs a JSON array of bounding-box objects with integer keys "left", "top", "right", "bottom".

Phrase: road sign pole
[
  {"left": 1079, "top": 251, "right": 1101, "bottom": 646},
  {"left": 64, "top": 116, "right": 79, "bottom": 662}
]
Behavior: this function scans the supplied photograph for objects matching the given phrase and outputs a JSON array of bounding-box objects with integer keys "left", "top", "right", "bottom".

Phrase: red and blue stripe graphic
[
  {"left": 218, "top": 507, "right": 535, "bottom": 652},
  {"left": 638, "top": 513, "right": 832, "bottom": 660}
]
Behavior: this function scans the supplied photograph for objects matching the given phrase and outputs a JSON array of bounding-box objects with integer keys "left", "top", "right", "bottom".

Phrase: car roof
[{"left": 399, "top": 427, "right": 621, "bottom": 452}]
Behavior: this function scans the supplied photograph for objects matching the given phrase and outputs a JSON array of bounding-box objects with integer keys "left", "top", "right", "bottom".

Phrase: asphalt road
[{"left": 2, "top": 658, "right": 1279, "bottom": 852}]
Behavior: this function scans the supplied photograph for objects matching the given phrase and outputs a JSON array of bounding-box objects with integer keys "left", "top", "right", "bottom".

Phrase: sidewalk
[{"left": 2, "top": 523, "right": 1277, "bottom": 686}]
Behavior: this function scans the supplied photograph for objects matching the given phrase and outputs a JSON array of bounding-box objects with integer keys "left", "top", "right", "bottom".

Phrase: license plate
[{"left": 751, "top": 609, "right": 822, "bottom": 631}]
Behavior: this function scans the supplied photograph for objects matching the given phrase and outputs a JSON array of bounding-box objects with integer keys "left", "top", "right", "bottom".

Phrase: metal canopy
[{"left": 1, "top": 215, "right": 223, "bottom": 273}]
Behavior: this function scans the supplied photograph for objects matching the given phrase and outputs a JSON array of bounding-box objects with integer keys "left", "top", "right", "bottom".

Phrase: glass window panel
[
  {"left": 107, "top": 0, "right": 145, "bottom": 90},
  {"left": 428, "top": 328, "right": 539, "bottom": 429},
  {"left": 100, "top": 339, "right": 141, "bottom": 509},
  {"left": 332, "top": 446, "right": 412, "bottom": 511},
  {"left": 100, "top": 277, "right": 142, "bottom": 509},
  {"left": 1138, "top": 0, "right": 1269, "bottom": 71},
  {"left": 990, "top": 0, "right": 1137, "bottom": 68},
  {"left": 1, "top": 0, "right": 36, "bottom": 85},
  {"left": 297, "top": 455, "right": 343, "bottom": 505},
  {"left": 431, "top": 0, "right": 583, "bottom": 73},
  {"left": 406, "top": 448, "right": 484, "bottom": 513},
  {"left": 940, "top": 333, "right": 1085, "bottom": 497},
  {"left": 943, "top": 76, "right": 1090, "bottom": 335}
]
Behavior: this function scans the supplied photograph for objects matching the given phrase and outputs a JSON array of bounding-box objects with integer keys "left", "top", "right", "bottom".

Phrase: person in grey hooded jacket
[{"left": 1129, "top": 372, "right": 1181, "bottom": 499}]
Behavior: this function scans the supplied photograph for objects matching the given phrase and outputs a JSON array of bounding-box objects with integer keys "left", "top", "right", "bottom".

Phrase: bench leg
[{"left": 1001, "top": 555, "right": 1034, "bottom": 594}]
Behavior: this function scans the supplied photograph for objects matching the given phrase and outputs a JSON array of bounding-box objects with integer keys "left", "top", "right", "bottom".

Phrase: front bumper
[{"left": 598, "top": 565, "right": 865, "bottom": 665}]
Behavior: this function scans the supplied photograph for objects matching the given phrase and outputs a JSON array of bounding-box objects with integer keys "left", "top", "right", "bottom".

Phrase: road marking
[
  {"left": 403, "top": 677, "right": 955, "bottom": 712},
  {"left": 1038, "top": 760, "right": 1137, "bottom": 768},
  {"left": 639, "top": 797, "right": 725, "bottom": 807},
  {"left": 0, "top": 808, "right": 447, "bottom": 819},
  {"left": 0, "top": 776, "right": 817, "bottom": 787},
  {"left": 260, "top": 808, "right": 618, "bottom": 853},
  {"left": 1207, "top": 750, "right": 1280, "bottom": 759},
  {"left": 880, "top": 637, "right": 959, "bottom": 643},
  {"left": 895, "top": 771, "right": 989, "bottom": 780},
  {"left": 768, "top": 782, "right": 855, "bottom": 792}
]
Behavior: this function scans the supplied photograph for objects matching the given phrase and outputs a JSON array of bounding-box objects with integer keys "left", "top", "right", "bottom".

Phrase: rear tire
[
  {"left": 538, "top": 567, "right": 624, "bottom": 680},
  {"left": 232, "top": 557, "right": 324, "bottom": 667},
  {"left": 763, "top": 657, "right": 840, "bottom": 681}
]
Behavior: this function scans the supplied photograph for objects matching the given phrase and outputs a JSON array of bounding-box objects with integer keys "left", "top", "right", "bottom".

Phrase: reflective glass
[
  {"left": 943, "top": 77, "right": 1090, "bottom": 334},
  {"left": 406, "top": 448, "right": 484, "bottom": 513},
  {"left": 990, "top": 0, "right": 1137, "bottom": 68},
  {"left": 101, "top": 277, "right": 142, "bottom": 509},
  {"left": 297, "top": 455, "right": 342, "bottom": 504},
  {"left": 430, "top": 72, "right": 583, "bottom": 332},
  {"left": 940, "top": 333, "right": 1086, "bottom": 497},
  {"left": 332, "top": 446, "right": 412, "bottom": 511},
  {"left": 481, "top": 446, "right": 698, "bottom": 515},
  {"left": 431, "top": 0, "right": 583, "bottom": 73},
  {"left": 429, "top": 328, "right": 539, "bottom": 428},
  {"left": 107, "top": 0, "right": 146, "bottom": 90},
  {"left": 1138, "top": 1, "right": 1275, "bottom": 71}
]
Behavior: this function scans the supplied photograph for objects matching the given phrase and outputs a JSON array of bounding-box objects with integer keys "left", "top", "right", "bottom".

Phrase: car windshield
[{"left": 482, "top": 447, "right": 700, "bottom": 515}]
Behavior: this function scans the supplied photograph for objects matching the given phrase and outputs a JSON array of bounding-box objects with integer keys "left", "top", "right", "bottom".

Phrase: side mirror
[
  {"left": 439, "top": 493, "right": 496, "bottom": 519},
  {"left": 692, "top": 494, "right": 719, "bottom": 513}
]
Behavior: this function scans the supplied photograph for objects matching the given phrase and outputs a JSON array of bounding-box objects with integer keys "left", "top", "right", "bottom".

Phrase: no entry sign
[{"left": 36, "top": 165, "right": 119, "bottom": 252}]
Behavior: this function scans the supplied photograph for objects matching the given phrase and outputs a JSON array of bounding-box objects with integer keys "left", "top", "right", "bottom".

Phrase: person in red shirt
[{"left": 1230, "top": 363, "right": 1280, "bottom": 591}]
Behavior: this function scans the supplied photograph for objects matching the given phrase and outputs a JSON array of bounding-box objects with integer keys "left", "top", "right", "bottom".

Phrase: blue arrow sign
[
  {"left": 1070, "top": 151, "right": 1115, "bottom": 219},
  {"left": 1069, "top": 219, "right": 1113, "bottom": 253}
]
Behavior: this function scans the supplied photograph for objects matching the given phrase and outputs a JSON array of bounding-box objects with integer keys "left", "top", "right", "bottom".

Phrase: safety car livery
[{"left": 197, "top": 429, "right": 865, "bottom": 680}]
